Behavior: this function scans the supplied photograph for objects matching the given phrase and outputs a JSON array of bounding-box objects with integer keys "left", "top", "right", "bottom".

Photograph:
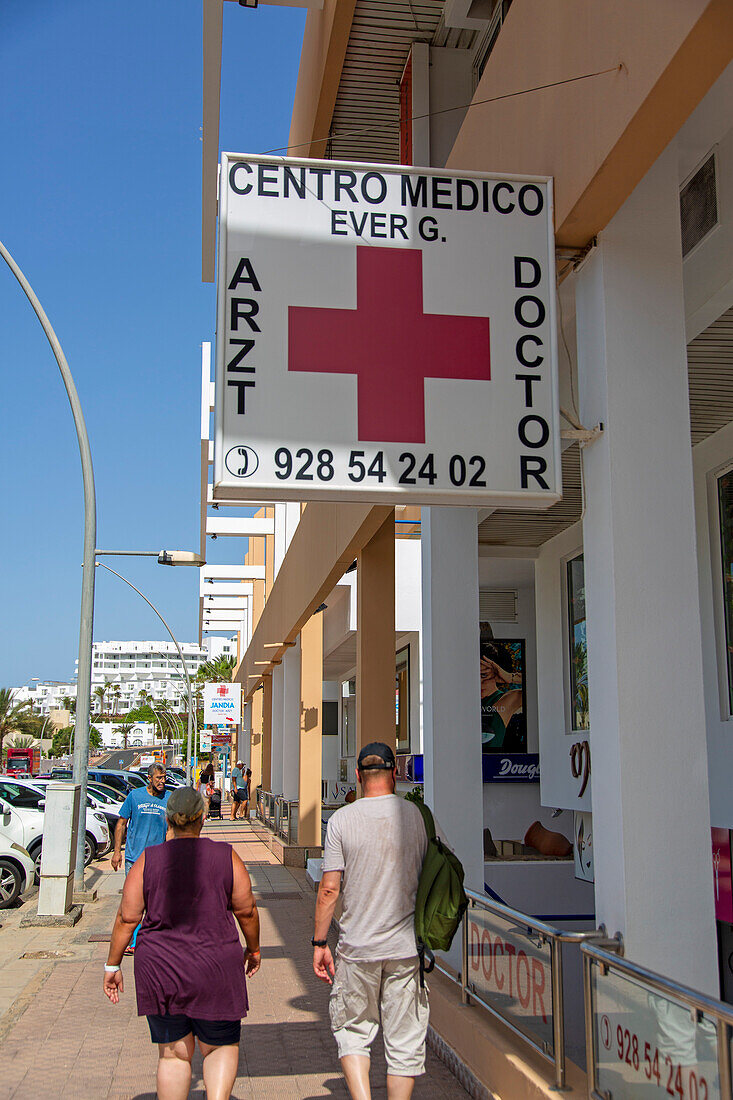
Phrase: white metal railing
[
  {"left": 582, "top": 941, "right": 733, "bottom": 1100},
  {"left": 437, "top": 888, "right": 617, "bottom": 1090}
]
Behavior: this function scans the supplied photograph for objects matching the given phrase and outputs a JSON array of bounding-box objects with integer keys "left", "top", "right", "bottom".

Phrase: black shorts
[
  {"left": 147, "top": 1013, "right": 241, "bottom": 1047},
  {"left": 231, "top": 790, "right": 243, "bottom": 803}
]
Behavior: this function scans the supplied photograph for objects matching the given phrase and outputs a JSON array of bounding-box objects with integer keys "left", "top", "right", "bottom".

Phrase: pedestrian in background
[
  {"left": 229, "top": 760, "right": 247, "bottom": 821},
  {"left": 313, "top": 742, "right": 429, "bottom": 1100},
  {"left": 237, "top": 768, "right": 252, "bottom": 821},
  {"left": 199, "top": 761, "right": 215, "bottom": 819},
  {"left": 111, "top": 763, "right": 170, "bottom": 954},
  {"left": 103, "top": 786, "right": 261, "bottom": 1100}
]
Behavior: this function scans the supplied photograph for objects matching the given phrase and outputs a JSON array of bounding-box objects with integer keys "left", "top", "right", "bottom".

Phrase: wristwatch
[{"left": 311, "top": 938, "right": 328, "bottom": 947}]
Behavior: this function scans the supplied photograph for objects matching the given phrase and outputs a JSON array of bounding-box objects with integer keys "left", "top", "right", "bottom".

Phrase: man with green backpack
[{"left": 313, "top": 741, "right": 467, "bottom": 1100}]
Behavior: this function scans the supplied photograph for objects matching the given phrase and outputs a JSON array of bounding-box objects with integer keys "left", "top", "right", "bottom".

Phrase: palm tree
[
  {"left": 98, "top": 679, "right": 114, "bottom": 716},
  {"left": 196, "top": 655, "right": 236, "bottom": 683},
  {"left": 5, "top": 733, "right": 38, "bottom": 749},
  {"left": 118, "top": 723, "right": 134, "bottom": 750},
  {"left": 0, "top": 688, "right": 33, "bottom": 758},
  {"left": 111, "top": 685, "right": 122, "bottom": 715},
  {"left": 62, "top": 695, "right": 74, "bottom": 713},
  {"left": 93, "top": 685, "right": 106, "bottom": 715}
]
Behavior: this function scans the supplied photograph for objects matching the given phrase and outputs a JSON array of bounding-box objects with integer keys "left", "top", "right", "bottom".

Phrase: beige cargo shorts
[{"left": 329, "top": 955, "right": 429, "bottom": 1076}]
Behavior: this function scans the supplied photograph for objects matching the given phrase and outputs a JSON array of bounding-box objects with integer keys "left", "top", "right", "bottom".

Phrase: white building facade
[
  {"left": 13, "top": 636, "right": 236, "bottom": 718},
  {"left": 201, "top": 4, "right": 733, "bottom": 1094}
]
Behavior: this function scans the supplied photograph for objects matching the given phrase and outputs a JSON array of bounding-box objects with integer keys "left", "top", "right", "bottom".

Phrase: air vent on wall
[
  {"left": 479, "top": 589, "right": 518, "bottom": 622},
  {"left": 681, "top": 153, "right": 718, "bottom": 257}
]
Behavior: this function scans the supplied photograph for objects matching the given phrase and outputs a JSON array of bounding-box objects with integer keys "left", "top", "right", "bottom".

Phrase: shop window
[
  {"left": 396, "top": 647, "right": 410, "bottom": 752},
  {"left": 567, "top": 554, "right": 589, "bottom": 731},
  {"left": 323, "top": 700, "right": 338, "bottom": 736},
  {"left": 718, "top": 471, "right": 733, "bottom": 714}
]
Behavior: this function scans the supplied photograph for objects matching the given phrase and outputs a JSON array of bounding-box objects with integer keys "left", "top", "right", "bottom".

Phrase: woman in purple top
[{"left": 103, "top": 787, "right": 261, "bottom": 1100}]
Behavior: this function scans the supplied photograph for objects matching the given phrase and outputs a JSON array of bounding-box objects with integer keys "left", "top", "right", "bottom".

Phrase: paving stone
[{"left": 0, "top": 822, "right": 469, "bottom": 1098}]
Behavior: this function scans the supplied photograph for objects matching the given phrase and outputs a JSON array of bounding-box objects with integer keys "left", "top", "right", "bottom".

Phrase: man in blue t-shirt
[{"left": 111, "top": 763, "right": 170, "bottom": 952}]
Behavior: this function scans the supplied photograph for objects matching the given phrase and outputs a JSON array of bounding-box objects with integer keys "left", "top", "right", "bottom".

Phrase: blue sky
[{"left": 0, "top": 0, "right": 306, "bottom": 685}]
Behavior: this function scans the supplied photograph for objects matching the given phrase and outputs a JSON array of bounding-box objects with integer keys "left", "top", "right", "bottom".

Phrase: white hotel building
[{"left": 14, "top": 636, "right": 235, "bottom": 717}]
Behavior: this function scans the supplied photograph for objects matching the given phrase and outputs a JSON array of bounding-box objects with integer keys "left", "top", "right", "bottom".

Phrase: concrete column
[
  {"left": 261, "top": 673, "right": 273, "bottom": 791},
  {"left": 270, "top": 663, "right": 284, "bottom": 796},
  {"left": 273, "top": 503, "right": 287, "bottom": 578},
  {"left": 576, "top": 146, "right": 717, "bottom": 992},
  {"left": 421, "top": 506, "right": 484, "bottom": 892},
  {"left": 241, "top": 699, "right": 252, "bottom": 770},
  {"left": 299, "top": 613, "right": 323, "bottom": 848},
  {"left": 282, "top": 638, "right": 301, "bottom": 801},
  {"left": 285, "top": 502, "right": 301, "bottom": 551},
  {"left": 356, "top": 510, "right": 396, "bottom": 756},
  {"left": 249, "top": 688, "right": 263, "bottom": 789},
  {"left": 265, "top": 507, "right": 275, "bottom": 596},
  {"left": 410, "top": 41, "right": 430, "bottom": 165}
]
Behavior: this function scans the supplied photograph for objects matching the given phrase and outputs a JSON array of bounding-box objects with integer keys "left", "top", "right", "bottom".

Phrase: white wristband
[{"left": 104, "top": 964, "right": 121, "bottom": 972}]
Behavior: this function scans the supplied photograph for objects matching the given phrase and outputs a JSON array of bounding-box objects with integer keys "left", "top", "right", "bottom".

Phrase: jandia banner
[
  {"left": 203, "top": 682, "right": 241, "bottom": 726},
  {"left": 214, "top": 154, "right": 560, "bottom": 508}
]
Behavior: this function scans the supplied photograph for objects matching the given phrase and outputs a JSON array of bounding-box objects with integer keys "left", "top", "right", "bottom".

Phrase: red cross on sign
[{"left": 287, "top": 247, "right": 491, "bottom": 444}]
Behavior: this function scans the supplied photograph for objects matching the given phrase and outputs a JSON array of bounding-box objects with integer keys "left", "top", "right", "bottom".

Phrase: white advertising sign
[
  {"left": 215, "top": 154, "right": 560, "bottom": 507},
  {"left": 203, "top": 682, "right": 241, "bottom": 727},
  {"left": 199, "top": 733, "right": 212, "bottom": 753}
]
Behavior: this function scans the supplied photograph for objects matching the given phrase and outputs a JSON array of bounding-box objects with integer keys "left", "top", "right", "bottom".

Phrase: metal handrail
[
  {"left": 276, "top": 798, "right": 298, "bottom": 844},
  {"left": 436, "top": 887, "right": 612, "bottom": 1090},
  {"left": 582, "top": 941, "right": 733, "bottom": 1100},
  {"left": 256, "top": 791, "right": 299, "bottom": 843}
]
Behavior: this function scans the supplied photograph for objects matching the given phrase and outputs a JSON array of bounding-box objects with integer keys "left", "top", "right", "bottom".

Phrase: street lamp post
[
  {"left": 94, "top": 561, "right": 197, "bottom": 783},
  {"left": 1, "top": 241, "right": 206, "bottom": 887},
  {"left": 0, "top": 240, "right": 97, "bottom": 892}
]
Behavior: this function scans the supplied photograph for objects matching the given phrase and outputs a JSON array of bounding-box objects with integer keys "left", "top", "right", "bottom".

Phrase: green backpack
[{"left": 414, "top": 801, "right": 469, "bottom": 982}]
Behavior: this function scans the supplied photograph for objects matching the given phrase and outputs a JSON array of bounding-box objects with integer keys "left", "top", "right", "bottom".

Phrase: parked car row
[{"left": 0, "top": 765, "right": 191, "bottom": 908}]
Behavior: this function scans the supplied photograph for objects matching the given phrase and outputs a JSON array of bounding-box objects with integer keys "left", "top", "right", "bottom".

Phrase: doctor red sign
[{"left": 214, "top": 154, "right": 560, "bottom": 506}]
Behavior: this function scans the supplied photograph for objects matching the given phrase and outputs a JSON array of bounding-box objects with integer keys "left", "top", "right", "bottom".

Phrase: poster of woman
[{"left": 480, "top": 635, "right": 527, "bottom": 753}]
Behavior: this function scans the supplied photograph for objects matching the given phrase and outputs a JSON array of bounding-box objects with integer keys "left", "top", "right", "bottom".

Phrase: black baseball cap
[{"left": 357, "top": 742, "right": 396, "bottom": 770}]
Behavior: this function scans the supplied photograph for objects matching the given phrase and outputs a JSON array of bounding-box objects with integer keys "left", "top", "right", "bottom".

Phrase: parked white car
[
  {"left": 0, "top": 834, "right": 35, "bottom": 908},
  {"left": 0, "top": 778, "right": 110, "bottom": 880}
]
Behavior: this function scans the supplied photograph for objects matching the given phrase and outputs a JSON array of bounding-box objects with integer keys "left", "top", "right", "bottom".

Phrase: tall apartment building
[{"left": 12, "top": 635, "right": 236, "bottom": 716}]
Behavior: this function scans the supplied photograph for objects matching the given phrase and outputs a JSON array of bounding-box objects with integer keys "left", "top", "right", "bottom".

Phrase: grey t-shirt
[
  {"left": 231, "top": 766, "right": 246, "bottom": 792},
  {"left": 323, "top": 794, "right": 428, "bottom": 961}
]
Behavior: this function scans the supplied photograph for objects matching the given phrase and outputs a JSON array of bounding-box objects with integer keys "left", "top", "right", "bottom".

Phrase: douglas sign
[{"left": 214, "top": 154, "right": 560, "bottom": 507}]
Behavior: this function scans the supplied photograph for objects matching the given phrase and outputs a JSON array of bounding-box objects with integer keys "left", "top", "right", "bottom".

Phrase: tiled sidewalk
[{"left": 0, "top": 821, "right": 469, "bottom": 1099}]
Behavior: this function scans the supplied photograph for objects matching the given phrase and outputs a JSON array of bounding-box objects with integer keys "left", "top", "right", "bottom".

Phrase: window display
[
  {"left": 480, "top": 632, "right": 526, "bottom": 753},
  {"left": 396, "top": 646, "right": 410, "bottom": 752},
  {"left": 567, "top": 554, "right": 589, "bottom": 731}
]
